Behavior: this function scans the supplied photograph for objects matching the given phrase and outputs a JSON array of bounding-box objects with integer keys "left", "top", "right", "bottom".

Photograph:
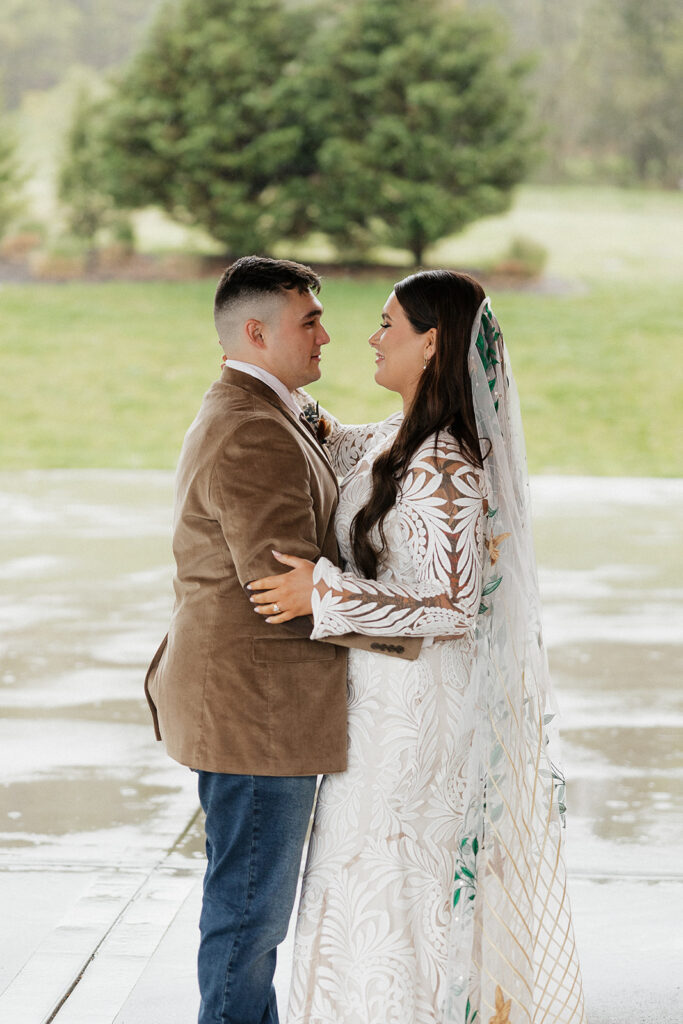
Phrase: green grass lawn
[
  {"left": 1, "top": 181, "right": 682, "bottom": 474},
  {"left": 1, "top": 271, "right": 680, "bottom": 474}
]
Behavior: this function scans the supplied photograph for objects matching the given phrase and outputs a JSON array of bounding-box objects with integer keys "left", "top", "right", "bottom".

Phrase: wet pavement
[{"left": 0, "top": 471, "right": 681, "bottom": 1023}]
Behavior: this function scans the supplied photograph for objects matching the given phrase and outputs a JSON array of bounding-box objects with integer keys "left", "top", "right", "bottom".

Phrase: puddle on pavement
[
  {"left": 0, "top": 472, "right": 680, "bottom": 875},
  {"left": 549, "top": 641, "right": 682, "bottom": 698},
  {"left": 0, "top": 771, "right": 182, "bottom": 836},
  {"left": 566, "top": 725, "right": 682, "bottom": 772},
  {"left": 568, "top": 772, "right": 681, "bottom": 847}
]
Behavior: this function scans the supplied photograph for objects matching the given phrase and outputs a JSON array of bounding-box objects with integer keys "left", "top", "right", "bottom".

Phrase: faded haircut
[{"left": 213, "top": 256, "right": 321, "bottom": 342}]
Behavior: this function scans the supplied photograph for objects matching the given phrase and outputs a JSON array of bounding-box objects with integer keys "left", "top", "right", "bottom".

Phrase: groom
[{"left": 144, "top": 256, "right": 418, "bottom": 1024}]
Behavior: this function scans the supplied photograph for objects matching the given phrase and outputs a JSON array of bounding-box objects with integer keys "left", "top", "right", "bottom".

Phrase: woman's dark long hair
[{"left": 351, "top": 270, "right": 486, "bottom": 579}]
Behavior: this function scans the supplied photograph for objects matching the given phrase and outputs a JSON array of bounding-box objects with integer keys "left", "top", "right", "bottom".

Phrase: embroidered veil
[{"left": 444, "top": 300, "right": 586, "bottom": 1023}]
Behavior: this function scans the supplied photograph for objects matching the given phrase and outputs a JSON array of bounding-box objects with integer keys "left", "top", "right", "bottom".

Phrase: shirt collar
[{"left": 223, "top": 360, "right": 301, "bottom": 419}]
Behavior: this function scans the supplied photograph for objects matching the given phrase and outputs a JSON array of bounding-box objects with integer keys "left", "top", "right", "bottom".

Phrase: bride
[{"left": 250, "top": 270, "right": 586, "bottom": 1023}]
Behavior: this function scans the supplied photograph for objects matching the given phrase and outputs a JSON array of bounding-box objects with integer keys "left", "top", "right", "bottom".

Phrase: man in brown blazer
[{"left": 145, "top": 257, "right": 417, "bottom": 1024}]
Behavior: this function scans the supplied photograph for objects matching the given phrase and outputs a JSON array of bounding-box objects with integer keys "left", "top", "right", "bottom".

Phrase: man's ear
[{"left": 245, "top": 319, "right": 266, "bottom": 348}]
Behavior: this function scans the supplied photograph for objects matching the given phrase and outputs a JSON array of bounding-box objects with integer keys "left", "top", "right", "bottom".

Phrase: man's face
[{"left": 262, "top": 289, "right": 330, "bottom": 390}]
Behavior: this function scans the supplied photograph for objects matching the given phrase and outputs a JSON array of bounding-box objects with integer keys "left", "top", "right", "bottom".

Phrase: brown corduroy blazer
[{"left": 144, "top": 367, "right": 419, "bottom": 776}]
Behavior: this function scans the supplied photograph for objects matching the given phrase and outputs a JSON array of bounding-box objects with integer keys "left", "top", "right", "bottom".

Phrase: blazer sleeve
[
  {"left": 209, "top": 412, "right": 423, "bottom": 659},
  {"left": 210, "top": 415, "right": 322, "bottom": 588}
]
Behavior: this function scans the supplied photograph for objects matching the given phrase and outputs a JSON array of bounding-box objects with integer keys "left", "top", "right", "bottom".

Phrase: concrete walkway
[{"left": 0, "top": 472, "right": 681, "bottom": 1023}]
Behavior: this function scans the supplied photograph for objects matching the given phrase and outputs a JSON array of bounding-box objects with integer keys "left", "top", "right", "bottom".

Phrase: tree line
[
  {"left": 2, "top": 0, "right": 680, "bottom": 188},
  {"left": 469, "top": 0, "right": 683, "bottom": 188},
  {"left": 58, "top": 0, "right": 537, "bottom": 262},
  {"left": 0, "top": 0, "right": 160, "bottom": 107},
  {"left": 1, "top": 0, "right": 680, "bottom": 261}
]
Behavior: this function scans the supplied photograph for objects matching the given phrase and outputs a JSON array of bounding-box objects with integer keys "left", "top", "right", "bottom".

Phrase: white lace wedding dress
[{"left": 287, "top": 413, "right": 488, "bottom": 1023}]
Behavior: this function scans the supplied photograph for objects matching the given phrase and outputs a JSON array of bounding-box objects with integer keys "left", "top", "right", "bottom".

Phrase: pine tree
[
  {"left": 58, "top": 85, "right": 114, "bottom": 266},
  {"left": 102, "top": 0, "right": 316, "bottom": 256},
  {"left": 298, "top": 0, "right": 536, "bottom": 263}
]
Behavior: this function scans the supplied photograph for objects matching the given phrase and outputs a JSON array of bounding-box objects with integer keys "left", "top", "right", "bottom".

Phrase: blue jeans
[{"left": 196, "top": 771, "right": 317, "bottom": 1024}]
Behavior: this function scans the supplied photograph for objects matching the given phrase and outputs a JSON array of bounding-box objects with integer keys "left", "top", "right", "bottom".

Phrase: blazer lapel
[{"left": 220, "top": 368, "right": 339, "bottom": 491}]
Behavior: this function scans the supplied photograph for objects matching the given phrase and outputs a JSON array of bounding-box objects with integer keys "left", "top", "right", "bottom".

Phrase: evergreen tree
[
  {"left": 102, "top": 0, "right": 316, "bottom": 256},
  {"left": 299, "top": 0, "right": 536, "bottom": 263},
  {"left": 58, "top": 86, "right": 115, "bottom": 263}
]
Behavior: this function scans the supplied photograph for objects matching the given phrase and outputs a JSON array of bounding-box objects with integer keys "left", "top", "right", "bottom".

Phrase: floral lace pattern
[
  {"left": 310, "top": 429, "right": 486, "bottom": 642},
  {"left": 287, "top": 423, "right": 488, "bottom": 1023},
  {"left": 295, "top": 396, "right": 404, "bottom": 477},
  {"left": 289, "top": 309, "right": 586, "bottom": 1023}
]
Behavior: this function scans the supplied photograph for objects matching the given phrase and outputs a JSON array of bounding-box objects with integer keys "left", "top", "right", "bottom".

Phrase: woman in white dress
[{"left": 250, "top": 271, "right": 585, "bottom": 1024}]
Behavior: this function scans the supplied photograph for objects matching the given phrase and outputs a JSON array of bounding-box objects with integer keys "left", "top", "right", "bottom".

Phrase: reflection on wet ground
[
  {"left": 530, "top": 478, "right": 683, "bottom": 888},
  {"left": 0, "top": 472, "right": 681, "bottom": 1021},
  {"left": 0, "top": 773, "right": 185, "bottom": 838}
]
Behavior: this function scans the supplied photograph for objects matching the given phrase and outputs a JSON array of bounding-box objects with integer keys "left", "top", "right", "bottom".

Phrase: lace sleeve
[
  {"left": 323, "top": 413, "right": 403, "bottom": 476},
  {"left": 293, "top": 389, "right": 402, "bottom": 475},
  {"left": 310, "top": 449, "right": 485, "bottom": 639}
]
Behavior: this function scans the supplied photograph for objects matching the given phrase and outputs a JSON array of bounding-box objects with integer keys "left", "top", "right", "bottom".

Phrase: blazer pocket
[{"left": 252, "top": 637, "right": 337, "bottom": 664}]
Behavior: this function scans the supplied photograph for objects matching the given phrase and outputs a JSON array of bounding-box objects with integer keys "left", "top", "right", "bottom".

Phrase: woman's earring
[{"left": 423, "top": 358, "right": 429, "bottom": 371}]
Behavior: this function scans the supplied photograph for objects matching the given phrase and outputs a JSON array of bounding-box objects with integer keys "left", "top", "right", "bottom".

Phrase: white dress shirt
[{"left": 224, "top": 360, "right": 302, "bottom": 419}]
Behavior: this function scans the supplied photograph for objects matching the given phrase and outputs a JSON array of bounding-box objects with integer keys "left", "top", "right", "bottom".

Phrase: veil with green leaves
[{"left": 444, "top": 300, "right": 586, "bottom": 1023}]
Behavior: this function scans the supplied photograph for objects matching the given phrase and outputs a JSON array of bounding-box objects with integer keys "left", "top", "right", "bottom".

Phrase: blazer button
[
  {"left": 370, "top": 642, "right": 381, "bottom": 650},
  {"left": 396, "top": 645, "right": 404, "bottom": 653}
]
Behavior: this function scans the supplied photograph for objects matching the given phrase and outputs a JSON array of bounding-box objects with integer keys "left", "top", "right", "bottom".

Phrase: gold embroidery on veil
[
  {"left": 486, "top": 532, "right": 511, "bottom": 566},
  {"left": 489, "top": 985, "right": 512, "bottom": 1024}
]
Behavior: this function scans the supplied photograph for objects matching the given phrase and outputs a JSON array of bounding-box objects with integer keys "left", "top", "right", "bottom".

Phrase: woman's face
[{"left": 368, "top": 291, "right": 435, "bottom": 408}]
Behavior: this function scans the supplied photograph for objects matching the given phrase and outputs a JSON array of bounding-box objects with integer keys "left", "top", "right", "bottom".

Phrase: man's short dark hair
[{"left": 214, "top": 256, "right": 321, "bottom": 318}]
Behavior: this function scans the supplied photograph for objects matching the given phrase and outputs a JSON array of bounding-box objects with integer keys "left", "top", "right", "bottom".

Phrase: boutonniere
[{"left": 302, "top": 401, "right": 331, "bottom": 445}]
